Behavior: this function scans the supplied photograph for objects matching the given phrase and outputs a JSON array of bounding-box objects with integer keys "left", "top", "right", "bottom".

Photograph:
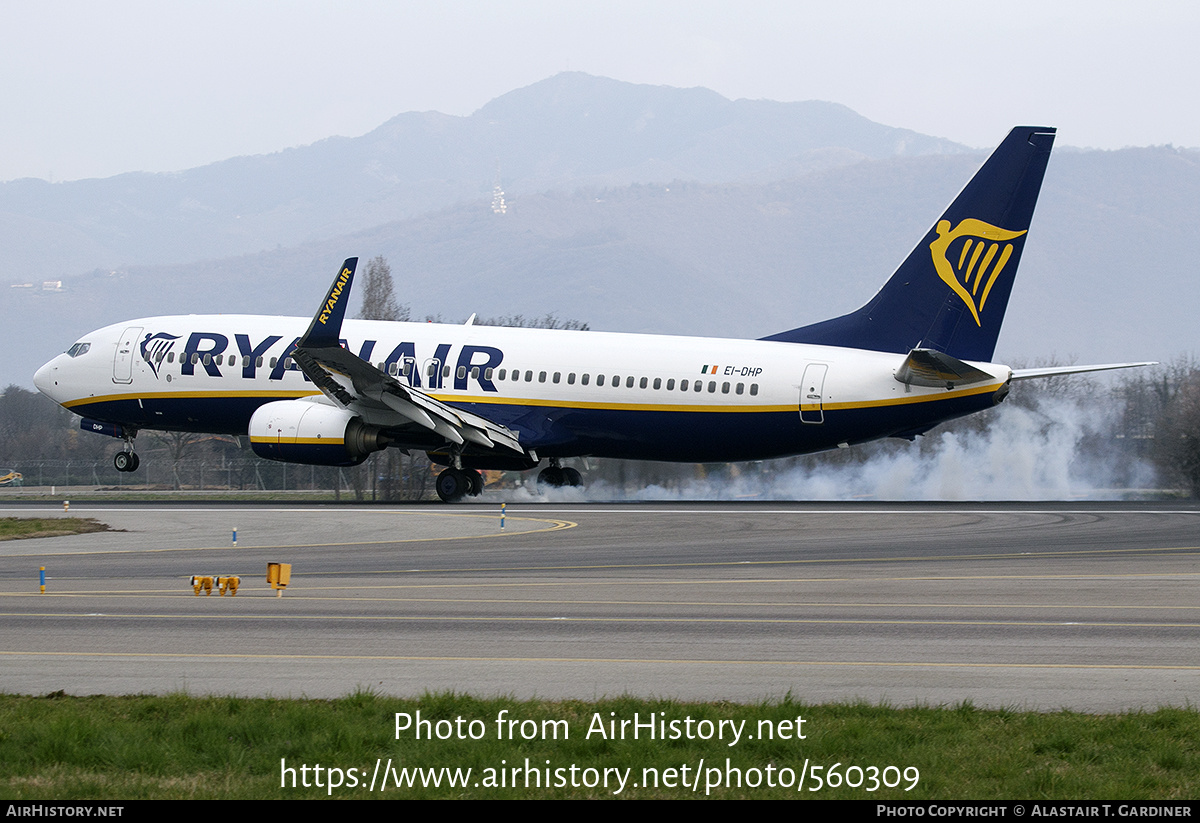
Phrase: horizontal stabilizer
[
  {"left": 1010, "top": 362, "right": 1157, "bottom": 381},
  {"left": 895, "top": 348, "right": 995, "bottom": 388}
]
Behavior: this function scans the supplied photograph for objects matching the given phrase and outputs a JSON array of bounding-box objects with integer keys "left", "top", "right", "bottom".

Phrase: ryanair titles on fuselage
[{"left": 143, "top": 328, "right": 504, "bottom": 392}]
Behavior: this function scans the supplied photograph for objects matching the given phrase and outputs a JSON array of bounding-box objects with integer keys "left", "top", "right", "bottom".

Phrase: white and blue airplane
[{"left": 33, "top": 126, "right": 1150, "bottom": 501}]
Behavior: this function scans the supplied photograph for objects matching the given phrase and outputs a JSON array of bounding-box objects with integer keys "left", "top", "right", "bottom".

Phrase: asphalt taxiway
[{"left": 1, "top": 501, "right": 1197, "bottom": 710}]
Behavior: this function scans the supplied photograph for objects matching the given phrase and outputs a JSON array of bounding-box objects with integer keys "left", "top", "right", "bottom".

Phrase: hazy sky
[{"left": 5, "top": 0, "right": 1198, "bottom": 181}]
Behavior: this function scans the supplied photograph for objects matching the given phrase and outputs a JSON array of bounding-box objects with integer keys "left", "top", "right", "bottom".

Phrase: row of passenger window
[
  {"left": 155, "top": 351, "right": 761, "bottom": 396},
  {"left": 154, "top": 352, "right": 275, "bottom": 368},
  {"left": 404, "top": 362, "right": 761, "bottom": 396},
  {"left": 498, "top": 367, "right": 760, "bottom": 395}
]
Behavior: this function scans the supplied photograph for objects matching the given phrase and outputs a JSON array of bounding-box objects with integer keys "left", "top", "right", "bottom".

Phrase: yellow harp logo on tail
[{"left": 929, "top": 219, "right": 1026, "bottom": 326}]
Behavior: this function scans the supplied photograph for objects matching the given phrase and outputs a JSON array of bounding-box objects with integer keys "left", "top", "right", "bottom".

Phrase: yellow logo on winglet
[
  {"left": 929, "top": 219, "right": 1026, "bottom": 326},
  {"left": 317, "top": 267, "right": 353, "bottom": 325}
]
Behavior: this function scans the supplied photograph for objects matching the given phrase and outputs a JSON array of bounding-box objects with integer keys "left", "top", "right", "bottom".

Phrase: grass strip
[
  {"left": 1, "top": 691, "right": 1198, "bottom": 799},
  {"left": 0, "top": 517, "right": 110, "bottom": 541}
]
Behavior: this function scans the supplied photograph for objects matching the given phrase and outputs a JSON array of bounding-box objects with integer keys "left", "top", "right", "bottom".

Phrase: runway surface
[{"left": 1, "top": 501, "right": 1198, "bottom": 710}]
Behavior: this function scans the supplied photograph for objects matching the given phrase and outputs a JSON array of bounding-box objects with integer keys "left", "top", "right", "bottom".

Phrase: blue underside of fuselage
[
  {"left": 71, "top": 388, "right": 1000, "bottom": 464},
  {"left": 457, "top": 393, "right": 998, "bottom": 460},
  {"left": 75, "top": 396, "right": 277, "bottom": 436}
]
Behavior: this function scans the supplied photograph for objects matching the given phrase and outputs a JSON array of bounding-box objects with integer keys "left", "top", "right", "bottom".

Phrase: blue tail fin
[{"left": 762, "top": 126, "right": 1055, "bottom": 363}]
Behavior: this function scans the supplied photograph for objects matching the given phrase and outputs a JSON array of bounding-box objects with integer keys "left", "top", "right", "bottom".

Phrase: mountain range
[{"left": 4, "top": 72, "right": 1197, "bottom": 389}]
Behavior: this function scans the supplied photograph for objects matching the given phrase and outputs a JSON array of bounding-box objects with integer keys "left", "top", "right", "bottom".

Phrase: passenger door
[
  {"left": 112, "top": 326, "right": 143, "bottom": 384},
  {"left": 799, "top": 363, "right": 828, "bottom": 424}
]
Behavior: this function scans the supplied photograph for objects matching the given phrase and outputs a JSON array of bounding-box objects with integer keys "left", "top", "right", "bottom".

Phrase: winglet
[{"left": 300, "top": 257, "right": 358, "bottom": 348}]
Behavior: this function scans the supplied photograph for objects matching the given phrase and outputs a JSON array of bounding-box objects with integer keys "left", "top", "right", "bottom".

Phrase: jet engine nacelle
[{"left": 248, "top": 400, "right": 389, "bottom": 466}]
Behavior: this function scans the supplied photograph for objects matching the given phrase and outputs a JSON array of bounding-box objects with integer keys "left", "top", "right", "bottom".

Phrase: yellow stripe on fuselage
[
  {"left": 433, "top": 381, "right": 1003, "bottom": 413},
  {"left": 433, "top": 395, "right": 795, "bottom": 413},
  {"left": 63, "top": 389, "right": 321, "bottom": 409},
  {"left": 823, "top": 380, "right": 1003, "bottom": 410},
  {"left": 63, "top": 380, "right": 1002, "bottom": 416}
]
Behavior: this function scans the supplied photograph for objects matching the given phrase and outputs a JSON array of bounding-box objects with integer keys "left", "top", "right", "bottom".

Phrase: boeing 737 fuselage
[{"left": 33, "top": 127, "right": 1150, "bottom": 501}]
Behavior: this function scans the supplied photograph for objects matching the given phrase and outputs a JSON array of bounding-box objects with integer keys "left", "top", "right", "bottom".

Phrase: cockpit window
[{"left": 66, "top": 343, "right": 91, "bottom": 357}]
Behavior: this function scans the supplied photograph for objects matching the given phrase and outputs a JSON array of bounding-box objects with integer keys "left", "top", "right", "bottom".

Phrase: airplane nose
[{"left": 33, "top": 359, "right": 58, "bottom": 398}]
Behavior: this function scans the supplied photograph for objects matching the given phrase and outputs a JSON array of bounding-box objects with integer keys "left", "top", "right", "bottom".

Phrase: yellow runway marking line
[
  {"left": 4, "top": 569, "right": 1200, "bottom": 599},
  {"left": 0, "top": 516, "right": 576, "bottom": 558},
  {"left": 4, "top": 611, "right": 1199, "bottom": 629},
  {"left": 306, "top": 545, "right": 1200, "bottom": 577},
  {"left": 1, "top": 650, "right": 1198, "bottom": 671},
  {"left": 21, "top": 506, "right": 1200, "bottom": 515},
  {"left": 522, "top": 508, "right": 1200, "bottom": 516},
  {"left": 285, "top": 571, "right": 1200, "bottom": 588},
  {"left": 8, "top": 592, "right": 1200, "bottom": 614}
]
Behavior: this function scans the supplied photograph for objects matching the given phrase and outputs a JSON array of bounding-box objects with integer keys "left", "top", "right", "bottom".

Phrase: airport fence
[{"left": 0, "top": 457, "right": 437, "bottom": 500}]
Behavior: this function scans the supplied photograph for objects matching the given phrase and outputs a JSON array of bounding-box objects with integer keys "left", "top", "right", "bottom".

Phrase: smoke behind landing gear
[{"left": 497, "top": 397, "right": 1154, "bottom": 502}]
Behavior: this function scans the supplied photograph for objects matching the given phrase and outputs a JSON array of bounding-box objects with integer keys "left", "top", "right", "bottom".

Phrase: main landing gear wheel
[
  {"left": 113, "top": 452, "right": 139, "bottom": 472},
  {"left": 537, "top": 466, "right": 582, "bottom": 490},
  {"left": 465, "top": 469, "right": 483, "bottom": 497},
  {"left": 435, "top": 468, "right": 483, "bottom": 503}
]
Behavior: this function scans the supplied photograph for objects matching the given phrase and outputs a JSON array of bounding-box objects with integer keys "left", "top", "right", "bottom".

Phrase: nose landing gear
[
  {"left": 114, "top": 432, "right": 140, "bottom": 472},
  {"left": 113, "top": 451, "right": 140, "bottom": 472}
]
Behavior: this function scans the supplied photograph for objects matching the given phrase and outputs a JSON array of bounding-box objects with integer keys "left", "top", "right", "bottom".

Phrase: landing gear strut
[{"left": 435, "top": 468, "right": 484, "bottom": 503}]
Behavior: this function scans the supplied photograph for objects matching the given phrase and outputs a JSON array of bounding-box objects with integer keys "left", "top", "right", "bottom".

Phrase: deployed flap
[
  {"left": 895, "top": 348, "right": 995, "bottom": 388},
  {"left": 293, "top": 258, "right": 524, "bottom": 454}
]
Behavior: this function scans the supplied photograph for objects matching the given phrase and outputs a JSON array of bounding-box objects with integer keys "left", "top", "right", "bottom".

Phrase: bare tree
[
  {"left": 1129, "top": 358, "right": 1200, "bottom": 497},
  {"left": 474, "top": 313, "right": 588, "bottom": 331},
  {"left": 357, "top": 255, "right": 409, "bottom": 322},
  {"left": 149, "top": 431, "right": 209, "bottom": 490},
  {"left": 353, "top": 256, "right": 425, "bottom": 499}
]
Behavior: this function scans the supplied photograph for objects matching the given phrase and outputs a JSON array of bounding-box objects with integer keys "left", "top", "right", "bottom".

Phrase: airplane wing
[
  {"left": 1010, "top": 362, "right": 1157, "bottom": 381},
  {"left": 290, "top": 258, "right": 524, "bottom": 454}
]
